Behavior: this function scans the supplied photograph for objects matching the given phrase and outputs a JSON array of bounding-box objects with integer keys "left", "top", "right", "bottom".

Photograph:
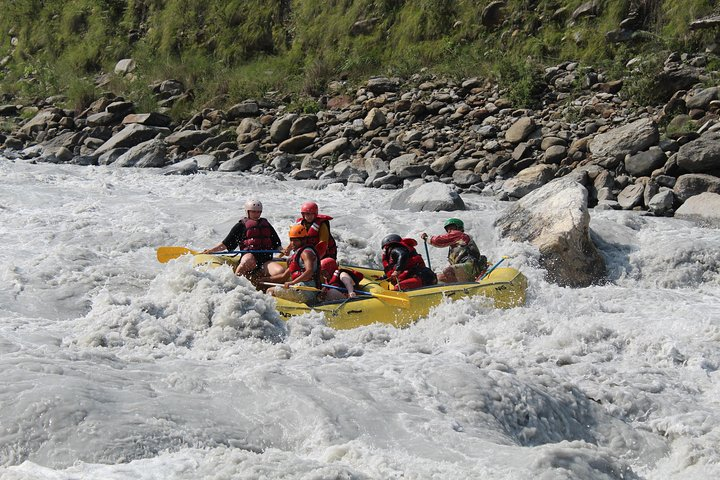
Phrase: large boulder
[
  {"left": 389, "top": 182, "right": 465, "bottom": 212},
  {"left": 675, "top": 131, "right": 720, "bottom": 175},
  {"left": 673, "top": 173, "right": 720, "bottom": 202},
  {"left": 95, "top": 124, "right": 169, "bottom": 156},
  {"left": 624, "top": 147, "right": 667, "bottom": 177},
  {"left": 114, "top": 139, "right": 167, "bottom": 168},
  {"left": 163, "top": 158, "right": 198, "bottom": 175},
  {"left": 502, "top": 164, "right": 557, "bottom": 198},
  {"left": 494, "top": 174, "right": 606, "bottom": 287},
  {"left": 313, "top": 137, "right": 350, "bottom": 159},
  {"left": 589, "top": 118, "right": 659, "bottom": 167},
  {"left": 675, "top": 192, "right": 720, "bottom": 226},
  {"left": 164, "top": 129, "right": 213, "bottom": 149}
]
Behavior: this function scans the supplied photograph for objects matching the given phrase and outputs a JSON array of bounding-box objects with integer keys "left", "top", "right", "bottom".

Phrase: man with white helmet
[{"left": 203, "top": 199, "right": 282, "bottom": 280}]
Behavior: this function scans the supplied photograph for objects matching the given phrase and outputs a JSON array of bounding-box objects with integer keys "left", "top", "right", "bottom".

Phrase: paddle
[
  {"left": 262, "top": 282, "right": 409, "bottom": 308},
  {"left": 478, "top": 256, "right": 508, "bottom": 281},
  {"left": 423, "top": 238, "right": 432, "bottom": 270},
  {"left": 156, "top": 246, "right": 280, "bottom": 263},
  {"left": 321, "top": 283, "right": 409, "bottom": 308}
]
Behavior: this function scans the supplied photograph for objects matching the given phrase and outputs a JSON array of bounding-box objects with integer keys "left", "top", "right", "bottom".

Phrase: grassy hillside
[{"left": 0, "top": 0, "right": 716, "bottom": 115}]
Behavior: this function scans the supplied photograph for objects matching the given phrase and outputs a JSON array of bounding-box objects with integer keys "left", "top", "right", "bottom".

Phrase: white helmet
[{"left": 244, "top": 199, "right": 263, "bottom": 212}]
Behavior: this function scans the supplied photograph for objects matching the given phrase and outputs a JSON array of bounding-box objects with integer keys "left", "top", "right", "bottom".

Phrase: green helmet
[{"left": 444, "top": 218, "right": 464, "bottom": 230}]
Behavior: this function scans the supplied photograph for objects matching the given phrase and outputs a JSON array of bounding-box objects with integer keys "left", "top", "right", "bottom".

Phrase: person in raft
[
  {"left": 202, "top": 199, "right": 282, "bottom": 280},
  {"left": 281, "top": 201, "right": 337, "bottom": 260},
  {"left": 319, "top": 257, "right": 365, "bottom": 301},
  {"left": 420, "top": 218, "right": 488, "bottom": 283},
  {"left": 262, "top": 225, "right": 321, "bottom": 304},
  {"left": 380, "top": 234, "right": 437, "bottom": 291}
]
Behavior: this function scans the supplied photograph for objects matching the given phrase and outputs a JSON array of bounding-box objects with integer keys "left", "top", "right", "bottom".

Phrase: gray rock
[
  {"left": 543, "top": 145, "right": 567, "bottom": 164},
  {"left": 114, "top": 139, "right": 167, "bottom": 168},
  {"left": 475, "top": 125, "right": 498, "bottom": 138},
  {"left": 617, "top": 183, "right": 645, "bottom": 209},
  {"left": 165, "top": 129, "right": 213, "bottom": 149},
  {"left": 372, "top": 173, "right": 401, "bottom": 188},
  {"left": 227, "top": 102, "right": 260, "bottom": 119},
  {"left": 86, "top": 112, "right": 116, "bottom": 127},
  {"left": 673, "top": 173, "right": 720, "bottom": 202},
  {"left": 502, "top": 164, "right": 557, "bottom": 198},
  {"left": 273, "top": 153, "right": 297, "bottom": 172},
  {"left": 675, "top": 192, "right": 720, "bottom": 226},
  {"left": 541, "top": 136, "right": 567, "bottom": 150},
  {"left": 676, "top": 131, "right": 720, "bottom": 174},
  {"left": 269, "top": 114, "right": 297, "bottom": 143},
  {"left": 366, "top": 77, "right": 399, "bottom": 94},
  {"left": 454, "top": 157, "right": 482, "bottom": 171},
  {"left": 430, "top": 154, "right": 456, "bottom": 174},
  {"left": 97, "top": 148, "right": 128, "bottom": 165},
  {"left": 19, "top": 109, "right": 63, "bottom": 137},
  {"left": 95, "top": 124, "right": 169, "bottom": 155},
  {"left": 686, "top": 87, "right": 720, "bottom": 110},
  {"left": 278, "top": 133, "right": 316, "bottom": 153},
  {"left": 495, "top": 174, "right": 606, "bottom": 287},
  {"left": 122, "top": 112, "right": 172, "bottom": 127},
  {"left": 452, "top": 170, "right": 482, "bottom": 187},
  {"left": 290, "top": 115, "right": 317, "bottom": 137},
  {"left": 647, "top": 189, "right": 675, "bottom": 215},
  {"left": 163, "top": 158, "right": 198, "bottom": 175},
  {"left": 292, "top": 168, "right": 318, "bottom": 180},
  {"left": 219, "top": 151, "right": 259, "bottom": 172},
  {"left": 505, "top": 117, "right": 536, "bottom": 143},
  {"left": 191, "top": 154, "right": 218, "bottom": 170},
  {"left": 589, "top": 118, "right": 659, "bottom": 166},
  {"left": 236, "top": 118, "right": 262, "bottom": 135},
  {"left": 364, "top": 157, "right": 389, "bottom": 176},
  {"left": 114, "top": 58, "right": 136, "bottom": 75},
  {"left": 364, "top": 108, "right": 386, "bottom": 129},
  {"left": 389, "top": 182, "right": 465, "bottom": 212},
  {"left": 625, "top": 147, "right": 667, "bottom": 177},
  {"left": 106, "top": 101, "right": 134, "bottom": 116},
  {"left": 313, "top": 137, "right": 350, "bottom": 158}
]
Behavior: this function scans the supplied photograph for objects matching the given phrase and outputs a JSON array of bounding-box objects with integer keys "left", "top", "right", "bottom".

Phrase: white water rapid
[{"left": 1, "top": 160, "right": 719, "bottom": 479}]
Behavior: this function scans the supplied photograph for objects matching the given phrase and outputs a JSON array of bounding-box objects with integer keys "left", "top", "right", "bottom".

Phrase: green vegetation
[{"left": 0, "top": 0, "right": 716, "bottom": 117}]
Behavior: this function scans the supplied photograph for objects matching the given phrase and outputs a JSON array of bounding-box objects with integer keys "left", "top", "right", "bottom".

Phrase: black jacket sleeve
[{"left": 222, "top": 221, "right": 246, "bottom": 251}]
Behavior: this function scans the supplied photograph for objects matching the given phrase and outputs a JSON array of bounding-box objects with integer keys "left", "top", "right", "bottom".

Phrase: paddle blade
[
  {"left": 367, "top": 290, "right": 410, "bottom": 308},
  {"left": 156, "top": 246, "right": 198, "bottom": 263}
]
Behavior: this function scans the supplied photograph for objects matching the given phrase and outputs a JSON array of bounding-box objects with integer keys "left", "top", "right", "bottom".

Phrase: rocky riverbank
[{"left": 1, "top": 52, "right": 720, "bottom": 226}]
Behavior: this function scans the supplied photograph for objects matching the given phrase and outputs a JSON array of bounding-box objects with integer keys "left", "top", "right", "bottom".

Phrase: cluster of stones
[{"left": 1, "top": 52, "right": 719, "bottom": 222}]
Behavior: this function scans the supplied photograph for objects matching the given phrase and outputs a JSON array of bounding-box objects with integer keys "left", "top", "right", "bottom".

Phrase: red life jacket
[
  {"left": 287, "top": 245, "right": 321, "bottom": 288},
  {"left": 382, "top": 238, "right": 426, "bottom": 280},
  {"left": 328, "top": 268, "right": 364, "bottom": 288},
  {"left": 241, "top": 217, "right": 276, "bottom": 250},
  {"left": 295, "top": 214, "right": 337, "bottom": 259}
]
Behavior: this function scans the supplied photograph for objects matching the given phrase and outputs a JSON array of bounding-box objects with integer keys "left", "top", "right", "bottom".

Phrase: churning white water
[{"left": 1, "top": 159, "right": 719, "bottom": 479}]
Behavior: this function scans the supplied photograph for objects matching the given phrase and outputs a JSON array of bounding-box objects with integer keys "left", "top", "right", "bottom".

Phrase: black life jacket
[{"left": 382, "top": 238, "right": 426, "bottom": 279}]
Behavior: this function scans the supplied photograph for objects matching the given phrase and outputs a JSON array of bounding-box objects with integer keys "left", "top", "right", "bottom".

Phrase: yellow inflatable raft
[{"left": 191, "top": 253, "right": 527, "bottom": 330}]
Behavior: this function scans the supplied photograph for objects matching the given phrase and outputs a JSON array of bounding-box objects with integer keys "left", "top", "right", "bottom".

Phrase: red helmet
[
  {"left": 300, "top": 201, "right": 319, "bottom": 214},
  {"left": 320, "top": 257, "right": 338, "bottom": 276}
]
